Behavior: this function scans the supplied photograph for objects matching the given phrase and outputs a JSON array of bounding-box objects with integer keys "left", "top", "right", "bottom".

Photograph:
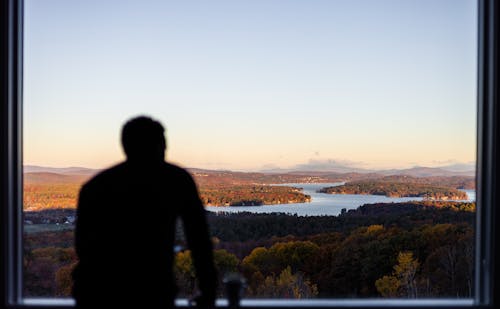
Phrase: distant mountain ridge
[
  {"left": 380, "top": 166, "right": 475, "bottom": 177},
  {"left": 261, "top": 164, "right": 475, "bottom": 177},
  {"left": 24, "top": 165, "right": 100, "bottom": 175},
  {"left": 24, "top": 172, "right": 91, "bottom": 184},
  {"left": 23, "top": 163, "right": 475, "bottom": 178}
]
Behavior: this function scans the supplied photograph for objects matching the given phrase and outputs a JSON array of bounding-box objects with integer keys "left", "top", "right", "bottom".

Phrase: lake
[{"left": 205, "top": 183, "right": 476, "bottom": 217}]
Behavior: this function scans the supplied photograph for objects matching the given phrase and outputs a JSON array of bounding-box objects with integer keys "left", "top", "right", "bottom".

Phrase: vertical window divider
[
  {"left": 2, "top": 0, "right": 24, "bottom": 306},
  {"left": 476, "top": 0, "right": 498, "bottom": 306}
]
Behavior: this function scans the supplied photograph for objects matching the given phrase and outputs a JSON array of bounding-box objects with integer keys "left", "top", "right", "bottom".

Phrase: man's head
[{"left": 121, "top": 116, "right": 166, "bottom": 162}]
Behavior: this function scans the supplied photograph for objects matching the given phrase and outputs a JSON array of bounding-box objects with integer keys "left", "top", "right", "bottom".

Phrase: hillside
[
  {"left": 24, "top": 172, "right": 91, "bottom": 184},
  {"left": 319, "top": 178, "right": 469, "bottom": 200},
  {"left": 22, "top": 167, "right": 475, "bottom": 210}
]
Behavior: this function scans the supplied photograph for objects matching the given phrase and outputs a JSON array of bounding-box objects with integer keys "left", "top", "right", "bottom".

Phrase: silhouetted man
[{"left": 72, "top": 116, "right": 216, "bottom": 309}]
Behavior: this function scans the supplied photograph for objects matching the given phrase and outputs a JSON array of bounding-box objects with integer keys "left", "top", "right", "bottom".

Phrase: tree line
[
  {"left": 319, "top": 181, "right": 468, "bottom": 200},
  {"left": 24, "top": 201, "right": 474, "bottom": 298},
  {"left": 200, "top": 185, "right": 311, "bottom": 206},
  {"left": 23, "top": 183, "right": 311, "bottom": 210}
]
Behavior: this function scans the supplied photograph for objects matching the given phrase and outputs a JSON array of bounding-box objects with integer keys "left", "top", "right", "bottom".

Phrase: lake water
[{"left": 205, "top": 183, "right": 476, "bottom": 217}]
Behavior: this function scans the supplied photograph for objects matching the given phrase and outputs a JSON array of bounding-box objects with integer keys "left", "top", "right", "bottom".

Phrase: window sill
[{"left": 18, "top": 298, "right": 475, "bottom": 308}]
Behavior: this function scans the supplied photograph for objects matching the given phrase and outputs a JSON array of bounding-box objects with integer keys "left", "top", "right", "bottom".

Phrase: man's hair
[{"left": 121, "top": 116, "right": 166, "bottom": 159}]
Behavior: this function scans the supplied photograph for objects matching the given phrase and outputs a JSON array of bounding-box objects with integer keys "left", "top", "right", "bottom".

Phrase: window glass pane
[{"left": 23, "top": 0, "right": 477, "bottom": 299}]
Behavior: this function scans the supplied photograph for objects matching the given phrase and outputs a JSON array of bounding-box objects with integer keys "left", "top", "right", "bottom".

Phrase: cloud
[
  {"left": 292, "top": 158, "right": 370, "bottom": 172},
  {"left": 260, "top": 163, "right": 282, "bottom": 170},
  {"left": 431, "top": 159, "right": 461, "bottom": 165}
]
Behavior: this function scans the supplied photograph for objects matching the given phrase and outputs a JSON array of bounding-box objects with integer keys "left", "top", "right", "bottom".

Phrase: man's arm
[
  {"left": 72, "top": 184, "right": 93, "bottom": 301},
  {"left": 74, "top": 184, "right": 90, "bottom": 260},
  {"left": 180, "top": 172, "right": 217, "bottom": 304}
]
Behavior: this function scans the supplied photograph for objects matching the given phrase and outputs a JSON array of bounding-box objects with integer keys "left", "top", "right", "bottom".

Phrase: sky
[{"left": 23, "top": 0, "right": 478, "bottom": 171}]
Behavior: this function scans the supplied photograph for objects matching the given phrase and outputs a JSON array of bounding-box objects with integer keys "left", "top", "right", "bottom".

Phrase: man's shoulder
[
  {"left": 80, "top": 161, "right": 194, "bottom": 192},
  {"left": 163, "top": 162, "right": 191, "bottom": 176},
  {"left": 81, "top": 163, "right": 126, "bottom": 191},
  {"left": 162, "top": 162, "right": 196, "bottom": 185}
]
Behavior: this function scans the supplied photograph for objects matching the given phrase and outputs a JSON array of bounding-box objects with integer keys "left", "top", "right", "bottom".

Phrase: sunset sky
[{"left": 24, "top": 0, "right": 477, "bottom": 171}]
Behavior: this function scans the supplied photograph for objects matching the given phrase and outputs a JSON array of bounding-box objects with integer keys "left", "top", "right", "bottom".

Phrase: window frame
[{"left": 1, "top": 0, "right": 498, "bottom": 308}]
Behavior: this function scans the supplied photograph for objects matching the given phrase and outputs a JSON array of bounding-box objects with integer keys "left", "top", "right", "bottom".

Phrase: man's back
[{"left": 73, "top": 161, "right": 216, "bottom": 308}]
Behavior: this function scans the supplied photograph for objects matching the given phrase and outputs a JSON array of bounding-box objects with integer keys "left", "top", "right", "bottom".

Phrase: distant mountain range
[
  {"left": 24, "top": 165, "right": 99, "bottom": 175},
  {"left": 24, "top": 172, "right": 92, "bottom": 184},
  {"left": 24, "top": 162, "right": 475, "bottom": 178},
  {"left": 260, "top": 163, "right": 476, "bottom": 177},
  {"left": 378, "top": 166, "right": 475, "bottom": 177}
]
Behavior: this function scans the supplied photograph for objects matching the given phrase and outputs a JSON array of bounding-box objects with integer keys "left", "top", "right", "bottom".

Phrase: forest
[
  {"left": 24, "top": 171, "right": 318, "bottom": 210},
  {"left": 22, "top": 168, "right": 476, "bottom": 298},
  {"left": 319, "top": 179, "right": 468, "bottom": 200},
  {"left": 23, "top": 171, "right": 474, "bottom": 211},
  {"left": 199, "top": 185, "right": 310, "bottom": 206},
  {"left": 23, "top": 183, "right": 311, "bottom": 210},
  {"left": 24, "top": 200, "right": 475, "bottom": 298}
]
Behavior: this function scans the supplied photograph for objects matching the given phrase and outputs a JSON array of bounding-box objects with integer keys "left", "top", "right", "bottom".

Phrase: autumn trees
[
  {"left": 375, "top": 252, "right": 419, "bottom": 297},
  {"left": 175, "top": 249, "right": 240, "bottom": 297},
  {"left": 199, "top": 185, "right": 311, "bottom": 206},
  {"left": 24, "top": 202, "right": 475, "bottom": 298},
  {"left": 24, "top": 183, "right": 312, "bottom": 210},
  {"left": 241, "top": 241, "right": 319, "bottom": 297},
  {"left": 319, "top": 181, "right": 468, "bottom": 200}
]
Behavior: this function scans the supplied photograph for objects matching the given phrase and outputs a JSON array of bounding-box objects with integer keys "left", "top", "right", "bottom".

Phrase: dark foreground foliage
[{"left": 24, "top": 201, "right": 474, "bottom": 298}]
